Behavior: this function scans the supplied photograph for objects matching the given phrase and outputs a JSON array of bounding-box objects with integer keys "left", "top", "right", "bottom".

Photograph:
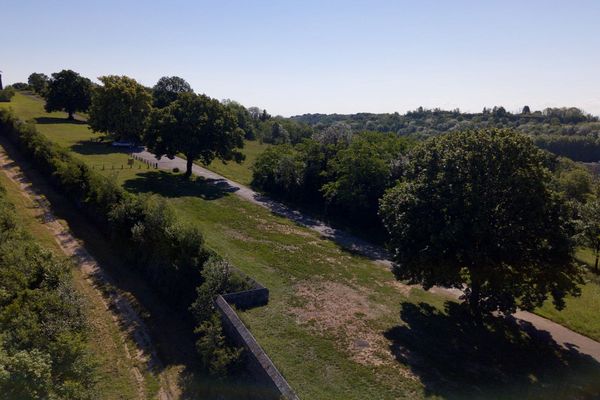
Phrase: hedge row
[
  {"left": 0, "top": 108, "right": 208, "bottom": 310},
  {"left": 0, "top": 183, "right": 95, "bottom": 399}
]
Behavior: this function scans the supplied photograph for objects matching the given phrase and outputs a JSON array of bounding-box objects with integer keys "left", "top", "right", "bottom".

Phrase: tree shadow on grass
[
  {"left": 123, "top": 170, "right": 237, "bottom": 200},
  {"left": 34, "top": 116, "right": 87, "bottom": 125},
  {"left": 68, "top": 140, "right": 142, "bottom": 156},
  {"left": 386, "top": 301, "right": 600, "bottom": 399}
]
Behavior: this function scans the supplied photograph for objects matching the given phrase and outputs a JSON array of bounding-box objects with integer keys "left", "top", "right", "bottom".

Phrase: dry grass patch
[{"left": 290, "top": 280, "right": 406, "bottom": 369}]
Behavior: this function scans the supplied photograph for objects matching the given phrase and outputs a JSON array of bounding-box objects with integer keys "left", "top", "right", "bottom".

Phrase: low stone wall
[{"left": 215, "top": 291, "right": 300, "bottom": 400}]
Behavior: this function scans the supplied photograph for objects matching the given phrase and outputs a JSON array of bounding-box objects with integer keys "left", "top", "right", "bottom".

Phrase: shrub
[
  {"left": 0, "top": 88, "right": 15, "bottom": 102},
  {"left": 194, "top": 313, "right": 242, "bottom": 377},
  {"left": 0, "top": 181, "right": 95, "bottom": 399}
]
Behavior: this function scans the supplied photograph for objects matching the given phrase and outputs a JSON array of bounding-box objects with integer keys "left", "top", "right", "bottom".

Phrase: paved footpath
[{"left": 133, "top": 149, "right": 600, "bottom": 363}]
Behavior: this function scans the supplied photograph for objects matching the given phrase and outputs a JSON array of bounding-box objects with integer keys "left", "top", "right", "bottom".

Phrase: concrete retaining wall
[{"left": 215, "top": 291, "right": 300, "bottom": 400}]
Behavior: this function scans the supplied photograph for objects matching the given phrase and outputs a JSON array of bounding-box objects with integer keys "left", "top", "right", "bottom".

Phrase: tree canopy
[
  {"left": 88, "top": 75, "right": 152, "bottom": 142},
  {"left": 152, "top": 76, "right": 193, "bottom": 108},
  {"left": 145, "top": 92, "right": 244, "bottom": 177},
  {"left": 44, "top": 70, "right": 92, "bottom": 120},
  {"left": 379, "top": 129, "right": 582, "bottom": 315},
  {"left": 27, "top": 73, "right": 49, "bottom": 95}
]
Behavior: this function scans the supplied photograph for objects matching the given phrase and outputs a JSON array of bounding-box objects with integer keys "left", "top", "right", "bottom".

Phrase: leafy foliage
[
  {"left": 252, "top": 131, "right": 413, "bottom": 227},
  {"left": 89, "top": 75, "right": 152, "bottom": 142},
  {"left": 379, "top": 129, "right": 582, "bottom": 315},
  {"left": 0, "top": 88, "right": 15, "bottom": 103},
  {"left": 0, "top": 185, "right": 95, "bottom": 399},
  {"left": 190, "top": 259, "right": 248, "bottom": 376},
  {"left": 27, "top": 73, "right": 49, "bottom": 95},
  {"left": 293, "top": 106, "right": 600, "bottom": 162},
  {"left": 152, "top": 76, "right": 193, "bottom": 108},
  {"left": 44, "top": 70, "right": 92, "bottom": 120},
  {"left": 145, "top": 92, "right": 244, "bottom": 177}
]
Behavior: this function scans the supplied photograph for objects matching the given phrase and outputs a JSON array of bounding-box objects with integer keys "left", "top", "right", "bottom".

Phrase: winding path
[{"left": 133, "top": 149, "right": 600, "bottom": 363}]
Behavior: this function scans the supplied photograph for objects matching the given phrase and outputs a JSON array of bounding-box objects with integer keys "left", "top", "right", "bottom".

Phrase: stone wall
[{"left": 215, "top": 290, "right": 300, "bottom": 400}]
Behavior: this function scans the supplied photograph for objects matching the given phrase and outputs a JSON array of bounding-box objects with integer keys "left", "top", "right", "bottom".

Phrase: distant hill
[{"left": 291, "top": 107, "right": 600, "bottom": 162}]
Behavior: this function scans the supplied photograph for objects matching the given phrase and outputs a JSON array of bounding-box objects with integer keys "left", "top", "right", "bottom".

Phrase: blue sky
[{"left": 3, "top": 0, "right": 600, "bottom": 116}]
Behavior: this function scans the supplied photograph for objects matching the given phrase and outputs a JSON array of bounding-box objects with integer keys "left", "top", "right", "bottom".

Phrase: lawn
[
  {"left": 205, "top": 139, "right": 270, "bottom": 185},
  {"left": 3, "top": 91, "right": 600, "bottom": 399}
]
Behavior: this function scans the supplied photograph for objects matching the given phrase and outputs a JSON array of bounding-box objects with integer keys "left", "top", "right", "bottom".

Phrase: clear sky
[{"left": 3, "top": 0, "right": 600, "bottom": 116}]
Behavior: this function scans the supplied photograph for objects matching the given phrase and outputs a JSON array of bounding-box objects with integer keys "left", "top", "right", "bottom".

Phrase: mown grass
[
  {"left": 4, "top": 92, "right": 600, "bottom": 399},
  {"left": 0, "top": 163, "right": 142, "bottom": 400},
  {"left": 205, "top": 139, "right": 270, "bottom": 185}
]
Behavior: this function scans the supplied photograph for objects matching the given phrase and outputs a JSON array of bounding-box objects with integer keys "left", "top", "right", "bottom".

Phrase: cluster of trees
[
  {"left": 255, "top": 125, "right": 598, "bottom": 316},
  {"left": 0, "top": 108, "right": 241, "bottom": 377},
  {"left": 0, "top": 185, "right": 95, "bottom": 399},
  {"left": 292, "top": 106, "right": 600, "bottom": 162},
  {"left": 252, "top": 123, "right": 413, "bottom": 227},
  {"left": 25, "top": 70, "right": 247, "bottom": 177}
]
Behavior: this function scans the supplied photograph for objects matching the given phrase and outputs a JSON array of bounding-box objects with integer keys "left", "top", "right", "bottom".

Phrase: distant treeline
[{"left": 291, "top": 106, "right": 600, "bottom": 162}]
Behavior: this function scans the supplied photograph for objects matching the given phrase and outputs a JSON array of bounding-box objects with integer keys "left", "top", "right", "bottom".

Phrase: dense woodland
[{"left": 291, "top": 107, "right": 600, "bottom": 162}]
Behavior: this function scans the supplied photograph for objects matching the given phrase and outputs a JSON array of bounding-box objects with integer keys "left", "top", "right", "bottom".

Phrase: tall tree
[
  {"left": 44, "top": 70, "right": 92, "bottom": 120},
  {"left": 380, "top": 129, "right": 582, "bottom": 316},
  {"left": 27, "top": 73, "right": 49, "bottom": 95},
  {"left": 577, "top": 200, "right": 600, "bottom": 272},
  {"left": 145, "top": 92, "right": 244, "bottom": 177},
  {"left": 152, "top": 76, "right": 193, "bottom": 108},
  {"left": 88, "top": 75, "right": 152, "bottom": 143}
]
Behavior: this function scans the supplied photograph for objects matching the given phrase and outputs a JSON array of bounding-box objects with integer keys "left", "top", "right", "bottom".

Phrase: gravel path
[{"left": 132, "top": 149, "right": 600, "bottom": 363}]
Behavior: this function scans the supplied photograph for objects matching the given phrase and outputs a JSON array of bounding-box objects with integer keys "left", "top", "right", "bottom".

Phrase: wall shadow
[
  {"left": 34, "top": 116, "right": 87, "bottom": 125},
  {"left": 123, "top": 170, "right": 237, "bottom": 200},
  {"left": 385, "top": 301, "right": 600, "bottom": 399}
]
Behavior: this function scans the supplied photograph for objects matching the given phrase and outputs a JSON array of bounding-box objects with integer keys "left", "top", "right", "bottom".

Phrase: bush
[
  {"left": 194, "top": 313, "right": 242, "bottom": 377},
  {"left": 0, "top": 88, "right": 15, "bottom": 102},
  {"left": 9, "top": 83, "right": 30, "bottom": 91},
  {"left": 0, "top": 108, "right": 209, "bottom": 311},
  {"left": 0, "top": 183, "right": 95, "bottom": 399}
]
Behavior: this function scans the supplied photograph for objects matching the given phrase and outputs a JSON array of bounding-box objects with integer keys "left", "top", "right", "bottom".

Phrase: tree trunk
[
  {"left": 185, "top": 156, "right": 193, "bottom": 179},
  {"left": 67, "top": 111, "right": 74, "bottom": 120},
  {"left": 467, "top": 280, "right": 484, "bottom": 324}
]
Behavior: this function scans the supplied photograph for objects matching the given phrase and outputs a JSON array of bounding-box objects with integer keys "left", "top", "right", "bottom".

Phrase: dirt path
[
  {"left": 133, "top": 149, "right": 600, "bottom": 363},
  {"left": 0, "top": 147, "right": 173, "bottom": 400}
]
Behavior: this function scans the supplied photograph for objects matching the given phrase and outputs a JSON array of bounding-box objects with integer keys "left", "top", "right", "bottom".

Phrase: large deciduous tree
[
  {"left": 44, "top": 70, "right": 92, "bottom": 120},
  {"left": 145, "top": 92, "right": 244, "bottom": 178},
  {"left": 27, "top": 73, "right": 49, "bottom": 95},
  {"left": 88, "top": 75, "right": 152, "bottom": 143},
  {"left": 379, "top": 129, "right": 582, "bottom": 316},
  {"left": 152, "top": 76, "right": 193, "bottom": 108}
]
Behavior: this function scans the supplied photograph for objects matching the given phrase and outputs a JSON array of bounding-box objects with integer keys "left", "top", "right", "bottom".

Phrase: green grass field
[
  {"left": 3, "top": 92, "right": 600, "bottom": 399},
  {"left": 205, "top": 139, "right": 270, "bottom": 185}
]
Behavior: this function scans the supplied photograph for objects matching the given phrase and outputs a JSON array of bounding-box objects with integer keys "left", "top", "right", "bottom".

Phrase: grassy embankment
[
  {"left": 0, "top": 158, "right": 143, "bottom": 399},
  {"left": 3, "top": 92, "right": 600, "bottom": 399}
]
